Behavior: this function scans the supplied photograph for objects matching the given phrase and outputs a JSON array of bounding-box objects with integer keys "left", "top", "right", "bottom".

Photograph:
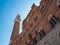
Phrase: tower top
[{"left": 14, "top": 14, "right": 21, "bottom": 23}]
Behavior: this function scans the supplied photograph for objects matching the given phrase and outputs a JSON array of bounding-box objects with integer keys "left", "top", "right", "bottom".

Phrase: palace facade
[{"left": 9, "top": 0, "right": 60, "bottom": 45}]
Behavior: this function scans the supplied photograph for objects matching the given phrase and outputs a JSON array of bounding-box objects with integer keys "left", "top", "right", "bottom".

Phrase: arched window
[
  {"left": 48, "top": 14, "right": 58, "bottom": 27},
  {"left": 57, "top": 0, "right": 60, "bottom": 8},
  {"left": 38, "top": 27, "right": 46, "bottom": 39}
]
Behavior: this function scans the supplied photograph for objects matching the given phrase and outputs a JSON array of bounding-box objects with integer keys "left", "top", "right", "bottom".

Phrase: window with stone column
[
  {"left": 48, "top": 14, "right": 58, "bottom": 27},
  {"left": 57, "top": 0, "right": 60, "bottom": 8}
]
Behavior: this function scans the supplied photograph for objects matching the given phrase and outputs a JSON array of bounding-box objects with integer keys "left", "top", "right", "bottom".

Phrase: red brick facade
[{"left": 9, "top": 0, "right": 60, "bottom": 45}]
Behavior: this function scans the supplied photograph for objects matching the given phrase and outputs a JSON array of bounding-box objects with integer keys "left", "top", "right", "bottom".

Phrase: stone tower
[{"left": 9, "top": 15, "right": 21, "bottom": 45}]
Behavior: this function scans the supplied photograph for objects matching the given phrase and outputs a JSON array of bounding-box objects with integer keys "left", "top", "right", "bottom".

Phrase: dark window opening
[
  {"left": 58, "top": 5, "right": 60, "bottom": 8},
  {"left": 59, "top": 32, "right": 60, "bottom": 38},
  {"left": 51, "top": 18, "right": 57, "bottom": 25},
  {"left": 49, "top": 15, "right": 58, "bottom": 27},
  {"left": 49, "top": 20, "right": 55, "bottom": 27},
  {"left": 34, "top": 16, "right": 38, "bottom": 22},
  {"left": 58, "top": 0, "right": 60, "bottom": 2},
  {"left": 39, "top": 30, "right": 46, "bottom": 39}
]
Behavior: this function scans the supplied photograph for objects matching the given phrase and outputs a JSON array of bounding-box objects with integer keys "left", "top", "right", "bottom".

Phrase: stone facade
[
  {"left": 36, "top": 23, "right": 60, "bottom": 45},
  {"left": 9, "top": 0, "right": 60, "bottom": 45}
]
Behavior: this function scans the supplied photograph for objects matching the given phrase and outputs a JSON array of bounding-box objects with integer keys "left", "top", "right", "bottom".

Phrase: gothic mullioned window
[
  {"left": 57, "top": 0, "right": 60, "bottom": 8},
  {"left": 48, "top": 14, "right": 58, "bottom": 27}
]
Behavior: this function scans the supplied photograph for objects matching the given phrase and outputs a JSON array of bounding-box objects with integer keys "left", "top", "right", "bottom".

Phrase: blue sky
[{"left": 0, "top": 0, "right": 40, "bottom": 45}]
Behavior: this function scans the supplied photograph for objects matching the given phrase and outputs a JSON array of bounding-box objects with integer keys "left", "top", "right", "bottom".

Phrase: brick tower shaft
[{"left": 10, "top": 15, "right": 21, "bottom": 44}]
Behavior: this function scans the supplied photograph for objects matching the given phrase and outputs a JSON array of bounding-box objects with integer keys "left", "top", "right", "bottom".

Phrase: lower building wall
[{"left": 36, "top": 23, "right": 60, "bottom": 45}]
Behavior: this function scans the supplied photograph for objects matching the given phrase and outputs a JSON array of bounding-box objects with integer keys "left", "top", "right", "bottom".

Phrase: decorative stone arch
[
  {"left": 57, "top": 0, "right": 60, "bottom": 8},
  {"left": 48, "top": 14, "right": 53, "bottom": 21},
  {"left": 48, "top": 14, "right": 59, "bottom": 27}
]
